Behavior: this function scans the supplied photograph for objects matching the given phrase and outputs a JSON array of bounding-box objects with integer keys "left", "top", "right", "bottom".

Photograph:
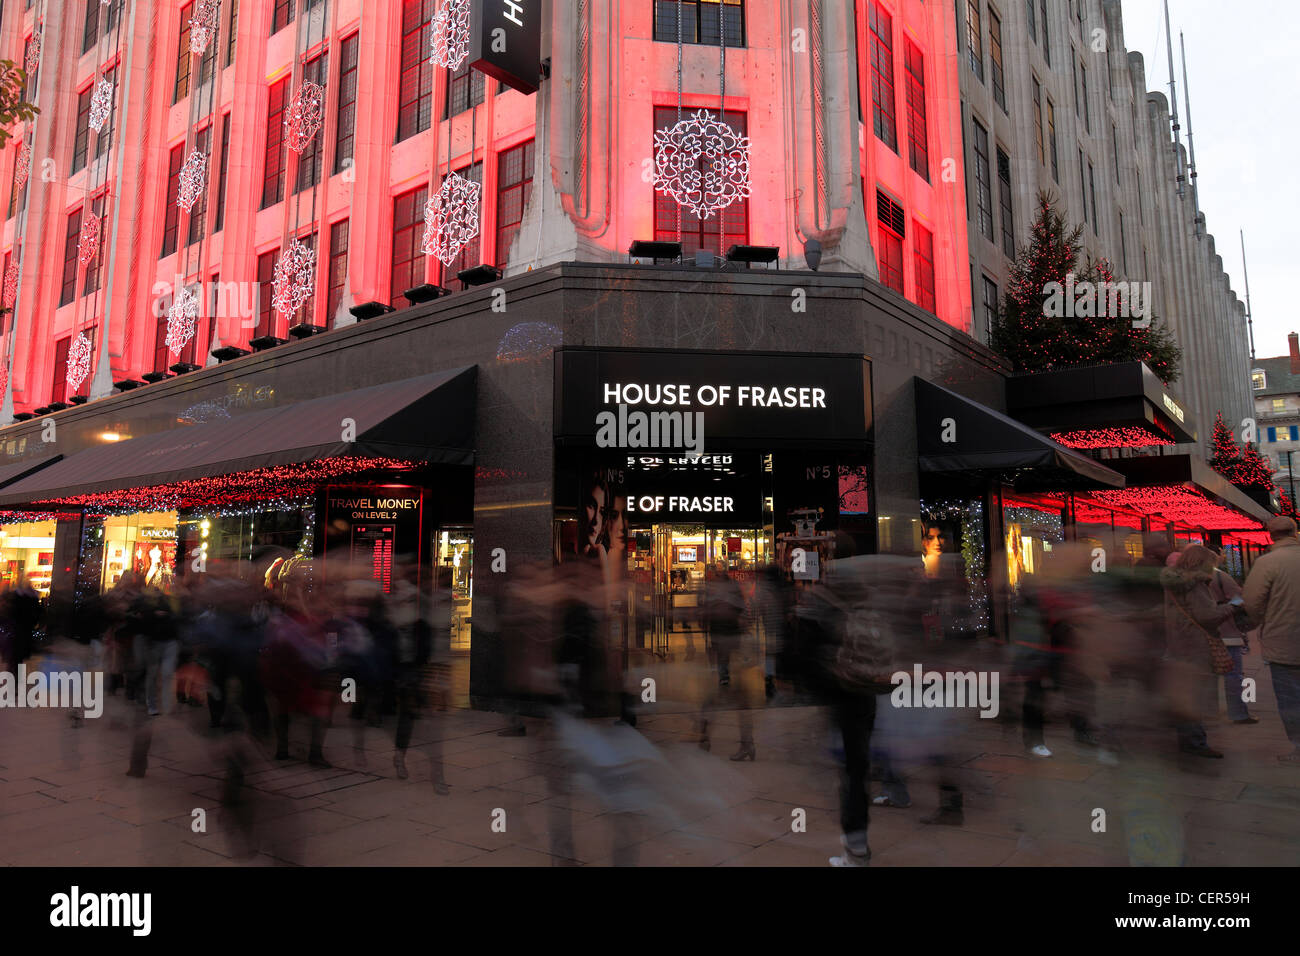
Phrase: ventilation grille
[{"left": 876, "top": 190, "right": 905, "bottom": 237}]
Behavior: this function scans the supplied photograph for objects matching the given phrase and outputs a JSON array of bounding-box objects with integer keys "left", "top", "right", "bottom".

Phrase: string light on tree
[
  {"left": 429, "top": 0, "right": 471, "bottom": 69},
  {"left": 284, "top": 81, "right": 325, "bottom": 154},
  {"left": 189, "top": 0, "right": 220, "bottom": 54},
  {"left": 166, "top": 284, "right": 200, "bottom": 356},
  {"left": 66, "top": 331, "right": 93, "bottom": 394},
  {"left": 272, "top": 240, "right": 316, "bottom": 317},
  {"left": 89, "top": 77, "right": 113, "bottom": 133},
  {"left": 176, "top": 149, "right": 208, "bottom": 213},
  {"left": 653, "top": 110, "right": 752, "bottom": 220},
  {"left": 422, "top": 171, "right": 481, "bottom": 265},
  {"left": 77, "top": 215, "right": 100, "bottom": 265}
]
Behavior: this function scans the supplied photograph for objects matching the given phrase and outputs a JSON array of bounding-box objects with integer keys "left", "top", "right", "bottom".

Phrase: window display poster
[{"left": 324, "top": 485, "right": 424, "bottom": 590}]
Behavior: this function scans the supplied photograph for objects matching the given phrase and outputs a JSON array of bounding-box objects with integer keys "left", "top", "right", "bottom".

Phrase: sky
[{"left": 1117, "top": 1, "right": 1299, "bottom": 361}]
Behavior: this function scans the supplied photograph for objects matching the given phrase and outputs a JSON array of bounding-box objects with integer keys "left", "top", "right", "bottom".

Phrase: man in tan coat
[{"left": 1243, "top": 516, "right": 1300, "bottom": 765}]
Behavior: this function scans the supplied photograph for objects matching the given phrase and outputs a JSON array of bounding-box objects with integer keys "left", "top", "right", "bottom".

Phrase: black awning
[
  {"left": 0, "top": 452, "right": 62, "bottom": 488},
  {"left": 915, "top": 378, "right": 1124, "bottom": 489},
  {"left": 0, "top": 367, "right": 476, "bottom": 505}
]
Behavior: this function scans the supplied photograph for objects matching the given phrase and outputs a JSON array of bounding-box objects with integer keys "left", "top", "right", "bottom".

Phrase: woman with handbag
[{"left": 1160, "top": 545, "right": 1238, "bottom": 758}]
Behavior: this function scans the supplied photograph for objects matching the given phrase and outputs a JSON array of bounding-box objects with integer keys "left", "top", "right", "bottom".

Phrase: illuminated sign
[
  {"left": 140, "top": 527, "right": 176, "bottom": 539},
  {"left": 1162, "top": 394, "right": 1185, "bottom": 423},
  {"left": 469, "top": 0, "right": 541, "bottom": 95}
]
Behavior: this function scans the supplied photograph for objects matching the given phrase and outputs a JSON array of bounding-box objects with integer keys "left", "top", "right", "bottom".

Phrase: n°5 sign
[{"left": 469, "top": 0, "right": 542, "bottom": 95}]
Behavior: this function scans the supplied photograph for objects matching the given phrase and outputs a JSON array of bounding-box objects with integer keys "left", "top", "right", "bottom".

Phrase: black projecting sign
[{"left": 469, "top": 0, "right": 542, "bottom": 95}]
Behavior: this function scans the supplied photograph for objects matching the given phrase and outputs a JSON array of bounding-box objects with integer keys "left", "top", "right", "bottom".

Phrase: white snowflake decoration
[
  {"left": 89, "top": 77, "right": 113, "bottom": 133},
  {"left": 66, "top": 331, "right": 92, "bottom": 394},
  {"left": 77, "top": 216, "right": 100, "bottom": 265},
  {"left": 422, "top": 171, "right": 481, "bottom": 266},
  {"left": 177, "top": 149, "right": 208, "bottom": 213},
  {"left": 0, "top": 366, "right": 7, "bottom": 400},
  {"left": 14, "top": 143, "right": 30, "bottom": 190},
  {"left": 166, "top": 284, "right": 200, "bottom": 356},
  {"left": 429, "top": 0, "right": 471, "bottom": 70},
  {"left": 652, "top": 110, "right": 752, "bottom": 220},
  {"left": 3, "top": 265, "right": 17, "bottom": 308},
  {"left": 284, "top": 81, "right": 325, "bottom": 154},
  {"left": 189, "top": 0, "right": 220, "bottom": 54},
  {"left": 25, "top": 33, "right": 39, "bottom": 75},
  {"left": 272, "top": 240, "right": 315, "bottom": 317}
]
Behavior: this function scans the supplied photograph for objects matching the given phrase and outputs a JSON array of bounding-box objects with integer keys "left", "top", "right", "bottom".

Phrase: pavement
[{"left": 1, "top": 641, "right": 1298, "bottom": 867}]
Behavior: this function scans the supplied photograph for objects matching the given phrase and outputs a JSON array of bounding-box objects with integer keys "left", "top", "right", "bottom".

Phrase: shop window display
[
  {"left": 0, "top": 520, "right": 57, "bottom": 597},
  {"left": 918, "top": 498, "right": 988, "bottom": 633}
]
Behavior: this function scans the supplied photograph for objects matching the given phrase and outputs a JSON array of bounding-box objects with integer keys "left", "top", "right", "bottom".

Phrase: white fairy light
[
  {"left": 89, "top": 77, "right": 113, "bottom": 133},
  {"left": 272, "top": 241, "right": 315, "bottom": 317},
  {"left": 653, "top": 110, "right": 753, "bottom": 220},
  {"left": 77, "top": 216, "right": 100, "bottom": 266},
  {"left": 3, "top": 265, "right": 17, "bottom": 308},
  {"left": 15, "top": 143, "right": 31, "bottom": 190},
  {"left": 284, "top": 81, "right": 325, "bottom": 154},
  {"left": 177, "top": 149, "right": 208, "bottom": 213},
  {"left": 429, "top": 0, "right": 471, "bottom": 69},
  {"left": 189, "top": 0, "right": 220, "bottom": 54},
  {"left": 66, "top": 331, "right": 92, "bottom": 393},
  {"left": 421, "top": 170, "right": 481, "bottom": 266},
  {"left": 166, "top": 284, "right": 200, "bottom": 356},
  {"left": 25, "top": 33, "right": 40, "bottom": 75}
]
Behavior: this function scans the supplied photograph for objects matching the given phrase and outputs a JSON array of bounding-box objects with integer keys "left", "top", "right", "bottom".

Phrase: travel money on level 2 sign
[{"left": 469, "top": 0, "right": 542, "bottom": 95}]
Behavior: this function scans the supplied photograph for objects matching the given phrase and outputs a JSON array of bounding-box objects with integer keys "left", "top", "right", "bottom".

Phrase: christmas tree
[
  {"left": 1236, "top": 442, "right": 1275, "bottom": 488},
  {"left": 1208, "top": 412, "right": 1243, "bottom": 478},
  {"left": 1277, "top": 487, "right": 1298, "bottom": 519},
  {"left": 990, "top": 193, "right": 1182, "bottom": 383}
]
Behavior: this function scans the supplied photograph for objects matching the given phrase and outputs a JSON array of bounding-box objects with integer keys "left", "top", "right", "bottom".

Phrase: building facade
[{"left": 1252, "top": 334, "right": 1300, "bottom": 502}]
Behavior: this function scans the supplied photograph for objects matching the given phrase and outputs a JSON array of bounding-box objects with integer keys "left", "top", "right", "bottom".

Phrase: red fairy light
[
  {"left": 1051, "top": 426, "right": 1174, "bottom": 449},
  {"left": 1087, "top": 485, "right": 1264, "bottom": 531}
]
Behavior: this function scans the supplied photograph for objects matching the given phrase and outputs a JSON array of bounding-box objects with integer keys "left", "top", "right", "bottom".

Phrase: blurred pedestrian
[
  {"left": 1243, "top": 516, "right": 1300, "bottom": 765},
  {"left": 1208, "top": 547, "right": 1257, "bottom": 724}
]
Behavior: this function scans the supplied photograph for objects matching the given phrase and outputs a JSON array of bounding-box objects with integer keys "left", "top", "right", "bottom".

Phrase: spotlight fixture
[
  {"left": 458, "top": 264, "right": 503, "bottom": 287},
  {"left": 628, "top": 240, "right": 682, "bottom": 262},
  {"left": 169, "top": 362, "right": 201, "bottom": 374},
  {"left": 12, "top": 412, "right": 33, "bottom": 421},
  {"left": 140, "top": 371, "right": 171, "bottom": 383},
  {"left": 350, "top": 301, "right": 395, "bottom": 321},
  {"left": 248, "top": 335, "right": 287, "bottom": 352},
  {"left": 113, "top": 378, "right": 147, "bottom": 390},
  {"left": 803, "top": 238, "right": 823, "bottom": 271},
  {"left": 70, "top": 395, "right": 89, "bottom": 405},
  {"left": 726, "top": 244, "right": 780, "bottom": 267},
  {"left": 209, "top": 346, "right": 250, "bottom": 363},
  {"left": 46, "top": 402, "right": 69, "bottom": 412},
  {"left": 403, "top": 283, "right": 452, "bottom": 304},
  {"left": 33, "top": 406, "right": 51, "bottom": 415},
  {"left": 286, "top": 324, "right": 325, "bottom": 340}
]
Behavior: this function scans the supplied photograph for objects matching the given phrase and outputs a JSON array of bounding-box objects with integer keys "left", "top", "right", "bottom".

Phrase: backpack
[{"left": 825, "top": 591, "right": 896, "bottom": 692}]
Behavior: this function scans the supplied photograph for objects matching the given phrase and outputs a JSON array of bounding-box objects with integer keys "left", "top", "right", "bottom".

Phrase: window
[
  {"left": 444, "top": 163, "right": 483, "bottom": 281},
  {"left": 989, "top": 9, "right": 1005, "bottom": 112},
  {"left": 335, "top": 32, "right": 359, "bottom": 175},
  {"left": 1047, "top": 98, "right": 1058, "bottom": 181},
  {"left": 997, "top": 148, "right": 1013, "bottom": 258},
  {"left": 904, "top": 39, "right": 928, "bottom": 180},
  {"left": 93, "top": 68, "right": 116, "bottom": 160},
  {"left": 187, "top": 125, "right": 213, "bottom": 244},
  {"left": 496, "top": 139, "right": 534, "bottom": 267},
  {"left": 175, "top": 2, "right": 193, "bottom": 103},
  {"left": 966, "top": 0, "right": 983, "bottom": 80},
  {"left": 60, "top": 208, "right": 83, "bottom": 306},
  {"left": 271, "top": 0, "right": 294, "bottom": 34},
  {"left": 296, "top": 50, "right": 330, "bottom": 192},
  {"left": 328, "top": 219, "right": 349, "bottom": 325},
  {"left": 983, "top": 276, "right": 998, "bottom": 336},
  {"left": 1078, "top": 148, "right": 1087, "bottom": 222},
  {"left": 226, "top": 0, "right": 239, "bottom": 67},
  {"left": 214, "top": 112, "right": 230, "bottom": 232},
  {"left": 913, "top": 222, "right": 935, "bottom": 313},
  {"left": 653, "top": 0, "right": 745, "bottom": 47},
  {"left": 1040, "top": 0, "right": 1050, "bottom": 64},
  {"left": 445, "top": 60, "right": 486, "bottom": 118},
  {"left": 875, "top": 190, "right": 904, "bottom": 294},
  {"left": 83, "top": 195, "right": 106, "bottom": 296},
  {"left": 1252, "top": 369, "right": 1266, "bottom": 390},
  {"left": 391, "top": 185, "right": 429, "bottom": 304},
  {"left": 51, "top": 336, "right": 71, "bottom": 404},
  {"left": 0, "top": 252, "right": 10, "bottom": 325},
  {"left": 288, "top": 232, "right": 317, "bottom": 326},
  {"left": 1080, "top": 61, "right": 1090, "bottom": 132},
  {"left": 1118, "top": 209, "right": 1126, "bottom": 274},
  {"left": 72, "top": 86, "right": 92, "bottom": 173},
  {"left": 262, "top": 77, "right": 288, "bottom": 208},
  {"left": 1071, "top": 58, "right": 1079, "bottom": 117},
  {"left": 255, "top": 249, "right": 276, "bottom": 338},
  {"left": 83, "top": 0, "right": 100, "bottom": 54},
  {"left": 1032, "top": 78, "right": 1044, "bottom": 165},
  {"left": 161, "top": 143, "right": 184, "bottom": 257},
  {"left": 653, "top": 106, "right": 749, "bottom": 257},
  {"left": 397, "top": 0, "right": 437, "bottom": 142},
  {"left": 1111, "top": 122, "right": 1120, "bottom": 183},
  {"left": 1273, "top": 398, "right": 1287, "bottom": 414},
  {"left": 1026, "top": 0, "right": 1036, "bottom": 42},
  {"left": 1088, "top": 161, "right": 1097, "bottom": 233},
  {"left": 8, "top": 144, "right": 23, "bottom": 220},
  {"left": 868, "top": 2, "right": 896, "bottom": 152},
  {"left": 972, "top": 119, "right": 993, "bottom": 241}
]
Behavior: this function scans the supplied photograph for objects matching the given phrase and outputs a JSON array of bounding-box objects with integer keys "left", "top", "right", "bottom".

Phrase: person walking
[
  {"left": 1243, "top": 516, "right": 1300, "bottom": 765},
  {"left": 1209, "top": 547, "right": 1257, "bottom": 724}
]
